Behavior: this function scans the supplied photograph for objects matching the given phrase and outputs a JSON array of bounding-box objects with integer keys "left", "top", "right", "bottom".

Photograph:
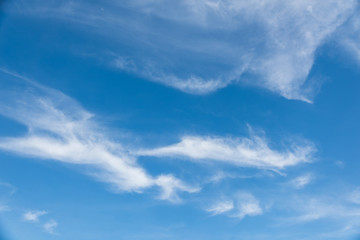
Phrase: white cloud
[
  {"left": 23, "top": 210, "right": 48, "bottom": 222},
  {"left": 206, "top": 200, "right": 234, "bottom": 215},
  {"left": 232, "top": 192, "right": 263, "bottom": 219},
  {"left": 277, "top": 194, "right": 360, "bottom": 239},
  {"left": 43, "top": 219, "right": 58, "bottom": 234},
  {"left": 297, "top": 201, "right": 360, "bottom": 222},
  {"left": 155, "top": 175, "right": 199, "bottom": 203},
  {"left": 285, "top": 195, "right": 360, "bottom": 224},
  {"left": 0, "top": 69, "right": 198, "bottom": 202},
  {"left": 289, "top": 173, "right": 313, "bottom": 189},
  {"left": 130, "top": 0, "right": 357, "bottom": 101},
  {"left": 112, "top": 57, "right": 240, "bottom": 95},
  {"left": 7, "top": 0, "right": 358, "bottom": 101},
  {"left": 23, "top": 207, "right": 58, "bottom": 234},
  {"left": 138, "top": 132, "right": 315, "bottom": 170},
  {"left": 207, "top": 192, "right": 263, "bottom": 219}
]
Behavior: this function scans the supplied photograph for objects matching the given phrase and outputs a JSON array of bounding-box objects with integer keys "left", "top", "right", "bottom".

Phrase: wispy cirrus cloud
[
  {"left": 0, "top": 204, "right": 10, "bottom": 212},
  {"left": 43, "top": 219, "right": 58, "bottom": 234},
  {"left": 232, "top": 192, "right": 263, "bottom": 219},
  {"left": 206, "top": 199, "right": 234, "bottom": 215},
  {"left": 138, "top": 132, "right": 316, "bottom": 170},
  {"left": 274, "top": 188, "right": 360, "bottom": 229},
  {"left": 0, "top": 182, "right": 16, "bottom": 196},
  {"left": 349, "top": 187, "right": 360, "bottom": 204},
  {"left": 291, "top": 197, "right": 360, "bottom": 223},
  {"left": 23, "top": 210, "right": 48, "bottom": 222},
  {"left": 119, "top": 0, "right": 357, "bottom": 101},
  {"left": 289, "top": 173, "right": 314, "bottom": 189},
  {"left": 0, "top": 69, "right": 317, "bottom": 206},
  {"left": 269, "top": 192, "right": 360, "bottom": 239},
  {"left": 23, "top": 209, "right": 58, "bottom": 234},
  {"left": 0, "top": 181, "right": 16, "bottom": 213},
  {"left": 7, "top": 0, "right": 359, "bottom": 101},
  {"left": 0, "top": 69, "right": 198, "bottom": 203},
  {"left": 339, "top": 13, "right": 360, "bottom": 64},
  {"left": 206, "top": 192, "right": 263, "bottom": 219}
]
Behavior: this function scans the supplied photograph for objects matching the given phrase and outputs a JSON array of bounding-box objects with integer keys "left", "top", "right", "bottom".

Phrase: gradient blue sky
[{"left": 1, "top": 1, "right": 360, "bottom": 239}]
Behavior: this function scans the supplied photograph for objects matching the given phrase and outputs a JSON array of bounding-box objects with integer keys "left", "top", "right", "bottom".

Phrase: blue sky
[{"left": 0, "top": 0, "right": 360, "bottom": 239}]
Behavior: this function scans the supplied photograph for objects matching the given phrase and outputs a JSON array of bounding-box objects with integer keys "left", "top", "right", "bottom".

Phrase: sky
[{"left": 0, "top": 0, "right": 360, "bottom": 239}]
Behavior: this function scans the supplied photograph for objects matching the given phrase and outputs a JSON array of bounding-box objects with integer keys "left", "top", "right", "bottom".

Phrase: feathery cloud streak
[
  {"left": 23, "top": 210, "right": 48, "bottom": 222},
  {"left": 339, "top": 13, "right": 360, "bottom": 64},
  {"left": 43, "top": 220, "right": 58, "bottom": 234},
  {"left": 0, "top": 69, "right": 316, "bottom": 205},
  {"left": 291, "top": 197, "right": 360, "bottom": 223},
  {"left": 206, "top": 200, "right": 234, "bottom": 215},
  {"left": 8, "top": 0, "right": 359, "bottom": 101},
  {"left": 0, "top": 69, "right": 197, "bottom": 202},
  {"left": 289, "top": 173, "right": 314, "bottom": 189},
  {"left": 139, "top": 133, "right": 316, "bottom": 169},
  {"left": 23, "top": 210, "right": 58, "bottom": 234},
  {"left": 206, "top": 192, "right": 263, "bottom": 219}
]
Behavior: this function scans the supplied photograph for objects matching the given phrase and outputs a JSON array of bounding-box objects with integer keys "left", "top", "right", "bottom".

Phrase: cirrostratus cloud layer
[
  {"left": 8, "top": 0, "right": 360, "bottom": 102},
  {"left": 0, "top": 69, "right": 316, "bottom": 202}
]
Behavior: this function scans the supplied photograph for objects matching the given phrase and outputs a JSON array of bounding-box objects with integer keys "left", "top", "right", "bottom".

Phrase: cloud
[
  {"left": 279, "top": 195, "right": 360, "bottom": 239},
  {"left": 232, "top": 192, "right": 263, "bottom": 219},
  {"left": 207, "top": 192, "right": 262, "bottom": 219},
  {"left": 125, "top": 0, "right": 357, "bottom": 101},
  {"left": 342, "top": 38, "right": 360, "bottom": 63},
  {"left": 112, "top": 57, "right": 241, "bottom": 95},
  {"left": 7, "top": 0, "right": 359, "bottom": 101},
  {"left": 0, "top": 69, "right": 198, "bottom": 202},
  {"left": 155, "top": 175, "right": 199, "bottom": 202},
  {"left": 138, "top": 131, "right": 316, "bottom": 170},
  {"left": 0, "top": 181, "right": 16, "bottom": 213},
  {"left": 349, "top": 187, "right": 360, "bottom": 204},
  {"left": 0, "top": 204, "right": 10, "bottom": 212},
  {"left": 206, "top": 200, "right": 234, "bottom": 215},
  {"left": 295, "top": 199, "right": 360, "bottom": 222},
  {"left": 0, "top": 181, "right": 17, "bottom": 197},
  {"left": 289, "top": 173, "right": 313, "bottom": 189},
  {"left": 283, "top": 193, "right": 360, "bottom": 224},
  {"left": 43, "top": 219, "right": 58, "bottom": 234},
  {"left": 22, "top": 208, "right": 58, "bottom": 234},
  {"left": 23, "top": 210, "right": 48, "bottom": 222},
  {"left": 337, "top": 12, "right": 360, "bottom": 64}
]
